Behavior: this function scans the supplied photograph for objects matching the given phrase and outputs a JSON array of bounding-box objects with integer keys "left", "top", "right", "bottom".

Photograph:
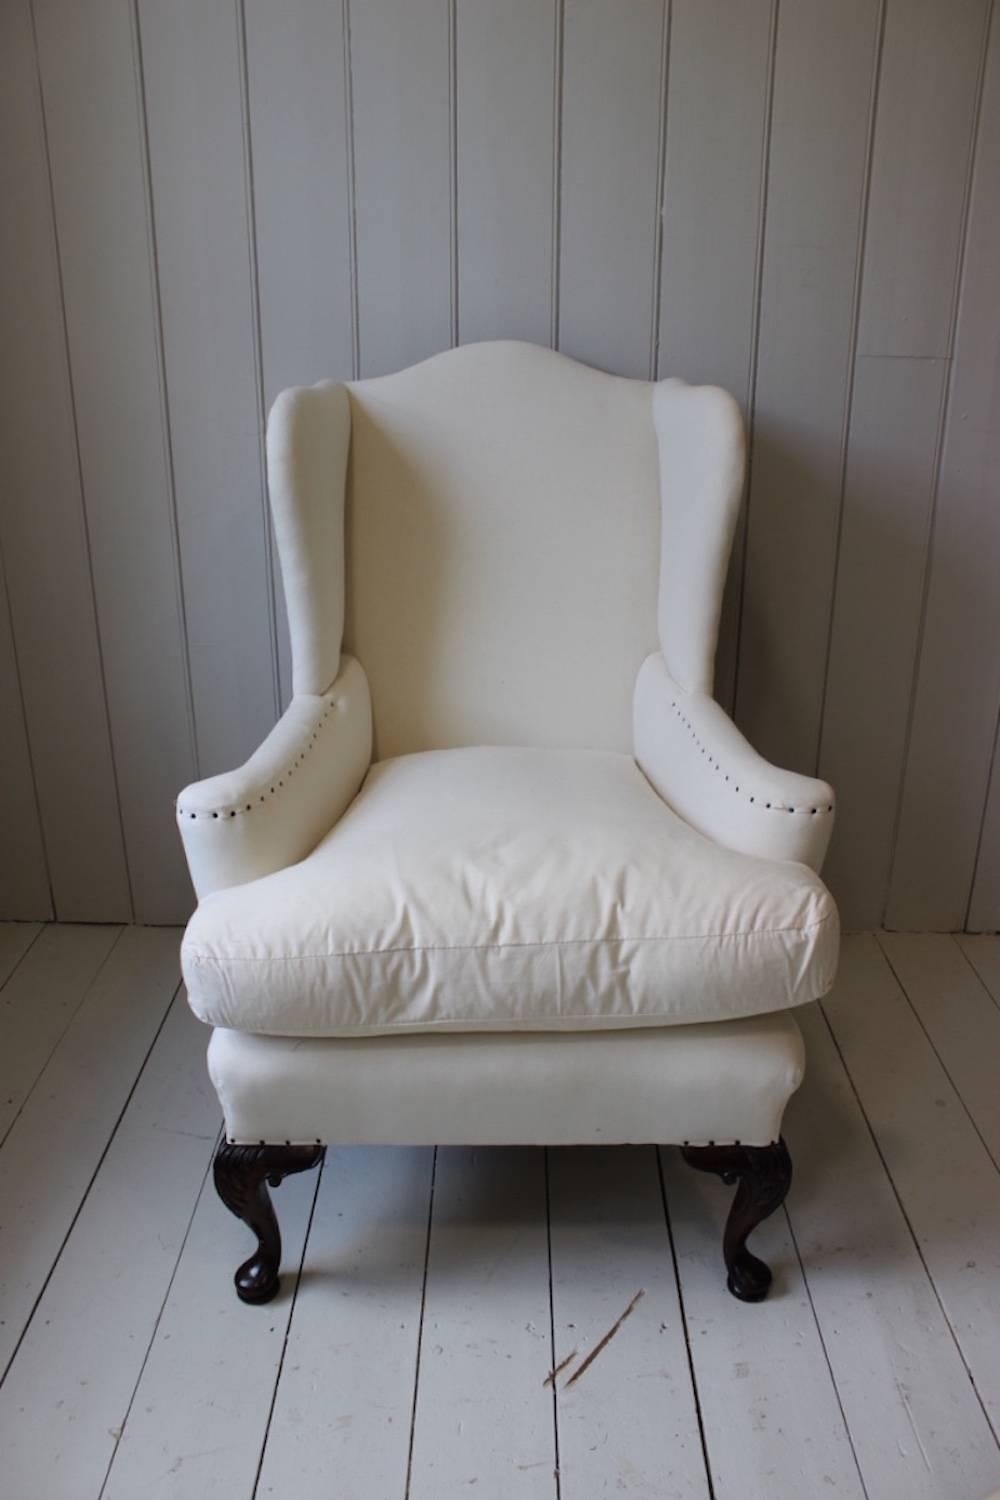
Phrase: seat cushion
[{"left": 182, "top": 746, "right": 838, "bottom": 1037}]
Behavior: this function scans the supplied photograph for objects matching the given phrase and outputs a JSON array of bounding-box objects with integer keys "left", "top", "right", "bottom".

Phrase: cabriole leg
[
  {"left": 680, "top": 1138, "right": 792, "bottom": 1303},
  {"left": 213, "top": 1141, "right": 324, "bottom": 1304}
]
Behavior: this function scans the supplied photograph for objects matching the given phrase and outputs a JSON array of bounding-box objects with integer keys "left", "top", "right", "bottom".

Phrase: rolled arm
[
  {"left": 634, "top": 653, "right": 834, "bottom": 872},
  {"left": 177, "top": 655, "right": 372, "bottom": 899}
]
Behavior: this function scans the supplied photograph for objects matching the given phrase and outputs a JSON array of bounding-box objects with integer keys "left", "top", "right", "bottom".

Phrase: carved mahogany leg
[
  {"left": 680, "top": 1139, "right": 792, "bottom": 1303},
  {"left": 213, "top": 1142, "right": 324, "bottom": 1304}
]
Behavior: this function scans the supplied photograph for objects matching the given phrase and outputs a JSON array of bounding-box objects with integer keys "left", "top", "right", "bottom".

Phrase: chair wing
[
  {"left": 653, "top": 378, "right": 745, "bottom": 696},
  {"left": 267, "top": 378, "right": 350, "bottom": 698}
]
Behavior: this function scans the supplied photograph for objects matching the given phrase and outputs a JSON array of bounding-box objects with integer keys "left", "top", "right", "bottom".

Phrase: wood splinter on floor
[
  {"left": 543, "top": 1349, "right": 578, "bottom": 1388},
  {"left": 562, "top": 1288, "right": 645, "bottom": 1390}
]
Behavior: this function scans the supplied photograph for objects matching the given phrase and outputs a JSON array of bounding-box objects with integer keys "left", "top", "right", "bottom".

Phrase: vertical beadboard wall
[{"left": 0, "top": 0, "right": 998, "bottom": 931}]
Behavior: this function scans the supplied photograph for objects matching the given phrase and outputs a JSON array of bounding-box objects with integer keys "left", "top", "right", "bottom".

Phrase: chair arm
[
  {"left": 633, "top": 653, "right": 835, "bottom": 872},
  {"left": 176, "top": 655, "right": 372, "bottom": 899}
]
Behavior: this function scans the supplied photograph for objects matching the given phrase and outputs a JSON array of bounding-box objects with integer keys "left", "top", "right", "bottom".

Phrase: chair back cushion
[{"left": 345, "top": 341, "right": 659, "bottom": 757}]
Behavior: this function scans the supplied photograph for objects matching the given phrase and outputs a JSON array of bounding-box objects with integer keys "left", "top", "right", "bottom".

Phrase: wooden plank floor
[{"left": 0, "top": 924, "right": 998, "bottom": 1499}]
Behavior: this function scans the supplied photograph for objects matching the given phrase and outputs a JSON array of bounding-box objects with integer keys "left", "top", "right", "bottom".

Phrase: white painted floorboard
[
  {"left": 548, "top": 1145, "right": 708, "bottom": 1499},
  {"left": 0, "top": 921, "right": 41, "bottom": 987},
  {"left": 0, "top": 927, "right": 999, "bottom": 1500},
  {"left": 408, "top": 1147, "right": 557, "bottom": 1500},
  {"left": 824, "top": 937, "right": 1000, "bottom": 1441},
  {"left": 662, "top": 1144, "right": 867, "bottom": 1500},
  {"left": 0, "top": 991, "right": 217, "bottom": 1500},
  {"left": 103, "top": 1151, "right": 318, "bottom": 1500},
  {"left": 255, "top": 1146, "right": 434, "bottom": 1500},
  {"left": 878, "top": 931, "right": 1000, "bottom": 1166},
  {"left": 787, "top": 999, "right": 999, "bottom": 1500},
  {"left": 0, "top": 922, "right": 121, "bottom": 1142},
  {"left": 957, "top": 933, "right": 1000, "bottom": 1011},
  {"left": 0, "top": 925, "right": 182, "bottom": 1375}
]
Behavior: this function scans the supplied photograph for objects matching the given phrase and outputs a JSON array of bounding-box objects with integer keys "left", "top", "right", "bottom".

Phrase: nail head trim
[
  {"left": 177, "top": 696, "right": 340, "bottom": 821},
  {"left": 669, "top": 701, "right": 833, "bottom": 816}
]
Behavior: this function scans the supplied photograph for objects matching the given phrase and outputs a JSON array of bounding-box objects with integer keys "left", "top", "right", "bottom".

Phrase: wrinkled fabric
[{"left": 183, "top": 745, "right": 838, "bottom": 1037}]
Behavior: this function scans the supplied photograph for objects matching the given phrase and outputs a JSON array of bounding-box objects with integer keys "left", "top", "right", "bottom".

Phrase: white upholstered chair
[{"left": 177, "top": 341, "right": 838, "bottom": 1306}]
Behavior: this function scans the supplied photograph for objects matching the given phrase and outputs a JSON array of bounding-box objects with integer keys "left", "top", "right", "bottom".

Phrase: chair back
[{"left": 345, "top": 341, "right": 661, "bottom": 758}]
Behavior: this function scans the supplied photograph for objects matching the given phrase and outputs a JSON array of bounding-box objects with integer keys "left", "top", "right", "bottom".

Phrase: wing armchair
[{"left": 177, "top": 341, "right": 838, "bottom": 1306}]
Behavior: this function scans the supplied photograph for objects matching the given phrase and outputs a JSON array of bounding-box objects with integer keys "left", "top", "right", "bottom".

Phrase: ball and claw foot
[
  {"left": 213, "top": 1141, "right": 325, "bottom": 1304},
  {"left": 680, "top": 1138, "right": 792, "bottom": 1303}
]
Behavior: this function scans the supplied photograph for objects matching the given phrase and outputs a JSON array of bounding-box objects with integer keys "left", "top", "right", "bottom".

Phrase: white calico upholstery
[
  {"left": 635, "top": 654, "right": 835, "bottom": 872},
  {"left": 177, "top": 656, "right": 371, "bottom": 900},
  {"left": 183, "top": 745, "right": 837, "bottom": 1037},
  {"left": 208, "top": 1011, "right": 806, "bottom": 1148},
  {"left": 175, "top": 339, "right": 840, "bottom": 1149},
  {"left": 267, "top": 379, "right": 350, "bottom": 697},
  {"left": 344, "top": 342, "right": 660, "bottom": 758},
  {"left": 653, "top": 379, "right": 745, "bottom": 694}
]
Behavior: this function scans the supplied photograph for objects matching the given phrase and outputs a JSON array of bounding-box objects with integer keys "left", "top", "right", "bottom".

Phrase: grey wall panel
[
  {"left": 33, "top": 0, "right": 197, "bottom": 925},
  {"left": 244, "top": 0, "right": 356, "bottom": 400},
  {"left": 558, "top": 0, "right": 666, "bottom": 378},
  {"left": 735, "top": 0, "right": 880, "bottom": 773},
  {"left": 350, "top": 0, "right": 453, "bottom": 377},
  {"left": 244, "top": 0, "right": 357, "bottom": 703},
  {"left": 0, "top": 564, "right": 51, "bottom": 920},
  {"left": 3, "top": 0, "right": 999, "bottom": 929},
  {"left": 857, "top": 0, "right": 991, "bottom": 357},
  {"left": 820, "top": 356, "right": 948, "bottom": 930},
  {"left": 657, "top": 0, "right": 772, "bottom": 394},
  {"left": 888, "top": 17, "right": 1000, "bottom": 931},
  {"left": 139, "top": 0, "right": 278, "bottom": 778},
  {"left": 819, "top": 0, "right": 990, "bottom": 930},
  {"left": 456, "top": 0, "right": 558, "bottom": 345},
  {"left": 656, "top": 0, "right": 773, "bottom": 711},
  {"left": 0, "top": 0, "right": 130, "bottom": 922}
]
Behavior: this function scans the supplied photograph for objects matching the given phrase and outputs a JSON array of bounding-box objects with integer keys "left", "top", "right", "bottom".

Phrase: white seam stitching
[
  {"left": 204, "top": 1008, "right": 818, "bottom": 1036},
  {"left": 186, "top": 911, "right": 836, "bottom": 964}
]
